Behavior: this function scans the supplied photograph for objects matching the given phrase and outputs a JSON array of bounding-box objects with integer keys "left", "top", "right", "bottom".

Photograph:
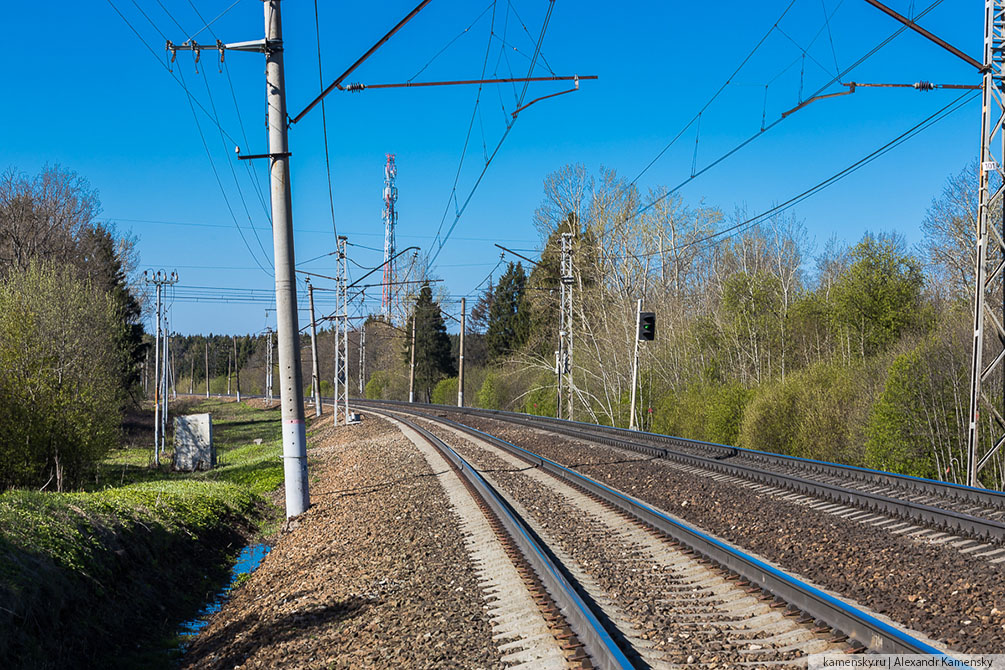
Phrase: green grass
[{"left": 0, "top": 399, "right": 286, "bottom": 670}]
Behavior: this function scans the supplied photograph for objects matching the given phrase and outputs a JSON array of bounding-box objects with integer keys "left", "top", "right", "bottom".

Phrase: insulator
[
  {"left": 913, "top": 81, "right": 935, "bottom": 91},
  {"left": 346, "top": 82, "right": 365, "bottom": 92}
]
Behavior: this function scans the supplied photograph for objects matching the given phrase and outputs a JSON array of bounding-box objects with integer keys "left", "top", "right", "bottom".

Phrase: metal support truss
[
  {"left": 967, "top": 0, "right": 1005, "bottom": 488},
  {"left": 335, "top": 235, "right": 351, "bottom": 425},
  {"left": 559, "top": 232, "right": 574, "bottom": 421}
]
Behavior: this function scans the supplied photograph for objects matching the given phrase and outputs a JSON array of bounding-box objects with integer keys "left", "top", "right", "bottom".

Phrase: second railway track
[
  {"left": 359, "top": 399, "right": 1005, "bottom": 546},
  {"left": 366, "top": 405, "right": 958, "bottom": 667}
]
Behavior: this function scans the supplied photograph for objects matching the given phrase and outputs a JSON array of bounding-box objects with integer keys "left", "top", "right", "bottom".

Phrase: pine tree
[
  {"left": 486, "top": 262, "right": 530, "bottom": 361},
  {"left": 404, "top": 284, "right": 455, "bottom": 401}
]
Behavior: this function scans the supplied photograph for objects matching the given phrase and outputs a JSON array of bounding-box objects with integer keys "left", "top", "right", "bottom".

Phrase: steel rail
[
  {"left": 372, "top": 409, "right": 635, "bottom": 670},
  {"left": 381, "top": 405, "right": 958, "bottom": 658},
  {"left": 355, "top": 398, "right": 1005, "bottom": 517}
]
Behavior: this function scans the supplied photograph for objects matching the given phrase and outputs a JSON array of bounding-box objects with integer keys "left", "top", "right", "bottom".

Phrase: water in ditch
[{"left": 176, "top": 543, "right": 271, "bottom": 647}]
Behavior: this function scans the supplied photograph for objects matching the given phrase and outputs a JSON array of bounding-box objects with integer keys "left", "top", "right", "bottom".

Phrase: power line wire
[
  {"left": 428, "top": 0, "right": 557, "bottom": 268},
  {"left": 314, "top": 0, "right": 339, "bottom": 246},
  {"left": 629, "top": 0, "right": 799, "bottom": 187},
  {"left": 633, "top": 89, "right": 977, "bottom": 262},
  {"left": 634, "top": 0, "right": 949, "bottom": 219}
]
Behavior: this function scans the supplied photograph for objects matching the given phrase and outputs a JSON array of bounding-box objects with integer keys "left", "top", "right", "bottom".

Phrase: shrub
[
  {"left": 651, "top": 381, "right": 750, "bottom": 445},
  {"left": 0, "top": 263, "right": 123, "bottom": 490},
  {"left": 739, "top": 360, "right": 875, "bottom": 464},
  {"left": 522, "top": 376, "right": 558, "bottom": 417},
  {"left": 431, "top": 377, "right": 458, "bottom": 405},
  {"left": 475, "top": 372, "right": 503, "bottom": 409},
  {"left": 365, "top": 370, "right": 389, "bottom": 399}
]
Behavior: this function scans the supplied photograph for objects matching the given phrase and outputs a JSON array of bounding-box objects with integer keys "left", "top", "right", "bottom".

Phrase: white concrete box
[{"left": 173, "top": 413, "right": 215, "bottom": 471}]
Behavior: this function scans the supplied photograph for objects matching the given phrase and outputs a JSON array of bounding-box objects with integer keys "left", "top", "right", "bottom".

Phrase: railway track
[
  {"left": 366, "top": 405, "right": 956, "bottom": 666},
  {"left": 356, "top": 399, "right": 1005, "bottom": 548}
]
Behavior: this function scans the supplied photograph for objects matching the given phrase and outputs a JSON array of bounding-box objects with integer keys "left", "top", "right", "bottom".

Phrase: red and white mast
[{"left": 381, "top": 153, "right": 398, "bottom": 321}]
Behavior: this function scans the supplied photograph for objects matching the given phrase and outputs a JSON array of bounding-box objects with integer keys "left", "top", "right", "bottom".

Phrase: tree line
[
  {"left": 363, "top": 161, "right": 998, "bottom": 489},
  {"left": 0, "top": 166, "right": 144, "bottom": 491},
  {"left": 2, "top": 158, "right": 993, "bottom": 492}
]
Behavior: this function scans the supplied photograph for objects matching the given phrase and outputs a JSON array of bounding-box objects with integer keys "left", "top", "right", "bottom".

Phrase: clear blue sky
[{"left": 3, "top": 0, "right": 979, "bottom": 335}]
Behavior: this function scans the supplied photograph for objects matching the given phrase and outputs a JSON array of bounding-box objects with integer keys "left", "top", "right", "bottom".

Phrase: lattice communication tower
[{"left": 382, "top": 154, "right": 398, "bottom": 321}]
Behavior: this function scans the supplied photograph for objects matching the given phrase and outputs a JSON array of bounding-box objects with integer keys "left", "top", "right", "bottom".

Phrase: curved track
[
  {"left": 376, "top": 409, "right": 633, "bottom": 669},
  {"left": 358, "top": 399, "right": 1005, "bottom": 545},
  {"left": 366, "top": 403, "right": 958, "bottom": 664}
]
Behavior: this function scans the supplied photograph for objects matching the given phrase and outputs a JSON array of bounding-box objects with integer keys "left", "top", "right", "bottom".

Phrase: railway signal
[
  {"left": 629, "top": 302, "right": 655, "bottom": 431},
  {"left": 638, "top": 312, "right": 656, "bottom": 341}
]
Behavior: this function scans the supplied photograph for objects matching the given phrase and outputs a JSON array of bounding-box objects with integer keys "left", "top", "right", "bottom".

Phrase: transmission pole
[
  {"left": 966, "top": 1, "right": 1005, "bottom": 488},
  {"left": 458, "top": 297, "right": 466, "bottom": 407},
  {"left": 170, "top": 4, "right": 315, "bottom": 511},
  {"left": 559, "top": 232, "right": 574, "bottom": 421},
  {"left": 307, "top": 279, "right": 321, "bottom": 417},
  {"left": 262, "top": 0, "right": 310, "bottom": 515},
  {"left": 143, "top": 270, "right": 177, "bottom": 465},
  {"left": 170, "top": 340, "right": 177, "bottom": 400},
  {"left": 161, "top": 314, "right": 169, "bottom": 455},
  {"left": 190, "top": 356, "right": 194, "bottom": 395},
  {"left": 153, "top": 280, "right": 161, "bottom": 463},
  {"left": 266, "top": 328, "right": 274, "bottom": 404}
]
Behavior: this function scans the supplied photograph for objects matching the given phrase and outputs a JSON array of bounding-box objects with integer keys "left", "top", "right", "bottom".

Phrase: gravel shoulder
[{"left": 180, "top": 414, "right": 506, "bottom": 669}]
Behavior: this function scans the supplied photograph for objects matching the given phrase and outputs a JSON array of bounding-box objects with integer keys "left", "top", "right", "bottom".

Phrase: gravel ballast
[
  {"left": 444, "top": 413, "right": 1005, "bottom": 655},
  {"left": 181, "top": 415, "right": 507, "bottom": 669}
]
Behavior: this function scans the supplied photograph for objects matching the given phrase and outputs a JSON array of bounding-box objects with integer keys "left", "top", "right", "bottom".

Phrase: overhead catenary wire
[
  {"left": 633, "top": 0, "right": 950, "bottom": 219},
  {"left": 199, "top": 65, "right": 274, "bottom": 269},
  {"left": 629, "top": 0, "right": 799, "bottom": 187},
  {"left": 176, "top": 59, "right": 272, "bottom": 275},
  {"left": 183, "top": 0, "right": 272, "bottom": 222},
  {"left": 629, "top": 0, "right": 948, "bottom": 221},
  {"left": 105, "top": 0, "right": 239, "bottom": 144},
  {"left": 628, "top": 89, "right": 978, "bottom": 263},
  {"left": 106, "top": 0, "right": 272, "bottom": 274},
  {"left": 428, "top": 0, "right": 558, "bottom": 268},
  {"left": 407, "top": 1, "right": 495, "bottom": 83},
  {"left": 313, "top": 0, "right": 339, "bottom": 245}
]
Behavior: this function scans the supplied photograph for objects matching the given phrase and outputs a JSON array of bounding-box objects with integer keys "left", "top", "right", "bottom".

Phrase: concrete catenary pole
[
  {"left": 458, "top": 297, "right": 465, "bottom": 407},
  {"left": 358, "top": 321, "right": 366, "bottom": 396},
  {"left": 307, "top": 279, "right": 322, "bottom": 417},
  {"left": 227, "top": 350, "right": 232, "bottom": 396},
  {"left": 161, "top": 315, "right": 169, "bottom": 455},
  {"left": 153, "top": 282, "right": 161, "bottom": 465},
  {"left": 266, "top": 0, "right": 310, "bottom": 517},
  {"left": 190, "top": 357, "right": 194, "bottom": 395},
  {"left": 408, "top": 307, "right": 416, "bottom": 403}
]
